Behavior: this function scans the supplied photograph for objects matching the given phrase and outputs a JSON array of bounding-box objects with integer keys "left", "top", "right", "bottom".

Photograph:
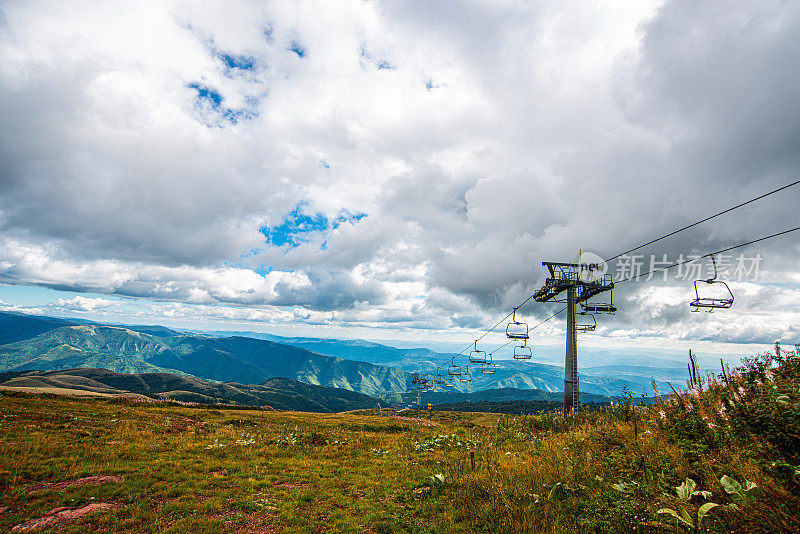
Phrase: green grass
[{"left": 1, "top": 348, "right": 798, "bottom": 533}]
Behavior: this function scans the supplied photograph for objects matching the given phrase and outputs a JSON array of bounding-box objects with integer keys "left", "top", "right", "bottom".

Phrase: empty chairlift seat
[
  {"left": 468, "top": 341, "right": 487, "bottom": 364},
  {"left": 506, "top": 308, "right": 530, "bottom": 340},
  {"left": 514, "top": 342, "right": 532, "bottom": 360},
  {"left": 690, "top": 256, "right": 734, "bottom": 312}
]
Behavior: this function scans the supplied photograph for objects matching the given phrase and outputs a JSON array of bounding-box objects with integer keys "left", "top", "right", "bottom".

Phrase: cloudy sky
[{"left": 1, "top": 0, "right": 798, "bottom": 355}]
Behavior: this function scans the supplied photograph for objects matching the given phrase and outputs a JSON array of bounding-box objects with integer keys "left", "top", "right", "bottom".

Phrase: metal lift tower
[
  {"left": 411, "top": 373, "right": 431, "bottom": 419},
  {"left": 532, "top": 262, "right": 615, "bottom": 414}
]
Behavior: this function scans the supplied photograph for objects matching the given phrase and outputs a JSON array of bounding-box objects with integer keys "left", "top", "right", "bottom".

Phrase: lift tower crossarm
[
  {"left": 575, "top": 278, "right": 614, "bottom": 304},
  {"left": 533, "top": 262, "right": 581, "bottom": 302}
]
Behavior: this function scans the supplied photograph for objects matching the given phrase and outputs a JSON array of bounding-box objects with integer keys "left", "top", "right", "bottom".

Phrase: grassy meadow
[{"left": 0, "top": 349, "right": 798, "bottom": 533}]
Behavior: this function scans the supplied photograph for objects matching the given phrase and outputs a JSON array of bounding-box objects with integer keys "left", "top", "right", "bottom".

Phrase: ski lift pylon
[{"left": 690, "top": 256, "right": 734, "bottom": 312}]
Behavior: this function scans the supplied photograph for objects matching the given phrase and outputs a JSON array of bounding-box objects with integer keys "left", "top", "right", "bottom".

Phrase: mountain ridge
[{"left": 0, "top": 368, "right": 380, "bottom": 412}]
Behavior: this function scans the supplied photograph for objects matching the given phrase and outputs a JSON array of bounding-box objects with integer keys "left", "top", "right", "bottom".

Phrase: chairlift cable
[
  {"left": 456, "top": 299, "right": 564, "bottom": 356},
  {"left": 604, "top": 178, "right": 800, "bottom": 263},
  {"left": 616, "top": 225, "right": 800, "bottom": 284},
  {"left": 486, "top": 306, "right": 568, "bottom": 356},
  {"left": 443, "top": 180, "right": 800, "bottom": 379}
]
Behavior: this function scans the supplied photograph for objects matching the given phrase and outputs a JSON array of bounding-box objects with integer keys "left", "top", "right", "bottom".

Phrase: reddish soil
[
  {"left": 11, "top": 502, "right": 115, "bottom": 532},
  {"left": 166, "top": 414, "right": 199, "bottom": 433},
  {"left": 25, "top": 475, "right": 123, "bottom": 495}
]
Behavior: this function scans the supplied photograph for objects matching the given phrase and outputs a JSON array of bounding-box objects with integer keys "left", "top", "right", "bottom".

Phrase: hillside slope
[
  {"left": 0, "top": 368, "right": 379, "bottom": 412},
  {"left": 0, "top": 312, "right": 409, "bottom": 396}
]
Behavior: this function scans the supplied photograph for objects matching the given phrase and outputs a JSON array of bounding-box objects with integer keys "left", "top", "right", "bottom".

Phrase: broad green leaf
[
  {"left": 548, "top": 482, "right": 562, "bottom": 500},
  {"left": 697, "top": 502, "right": 720, "bottom": 526},
  {"left": 676, "top": 478, "right": 696, "bottom": 501},
  {"left": 720, "top": 475, "right": 744, "bottom": 499},
  {"left": 744, "top": 480, "right": 757, "bottom": 492},
  {"left": 693, "top": 490, "right": 712, "bottom": 499},
  {"left": 679, "top": 507, "right": 693, "bottom": 527},
  {"left": 657, "top": 508, "right": 692, "bottom": 526},
  {"left": 657, "top": 509, "right": 680, "bottom": 520}
]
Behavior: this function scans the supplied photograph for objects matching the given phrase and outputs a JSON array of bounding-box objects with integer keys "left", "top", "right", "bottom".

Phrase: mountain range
[
  {"left": 0, "top": 311, "right": 695, "bottom": 401},
  {"left": 0, "top": 368, "right": 379, "bottom": 412},
  {"left": 0, "top": 312, "right": 408, "bottom": 396},
  {"left": 213, "top": 329, "right": 689, "bottom": 396}
]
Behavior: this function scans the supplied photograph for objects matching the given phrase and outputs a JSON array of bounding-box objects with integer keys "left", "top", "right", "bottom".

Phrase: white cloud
[
  {"left": 0, "top": 0, "right": 799, "bottom": 344},
  {"left": 51, "top": 296, "right": 120, "bottom": 312}
]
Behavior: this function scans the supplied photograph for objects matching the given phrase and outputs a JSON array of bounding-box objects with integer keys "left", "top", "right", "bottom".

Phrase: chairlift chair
[
  {"left": 690, "top": 256, "right": 734, "bottom": 312},
  {"left": 506, "top": 307, "right": 530, "bottom": 340},
  {"left": 580, "top": 290, "right": 617, "bottom": 314},
  {"left": 433, "top": 367, "right": 446, "bottom": 385},
  {"left": 575, "top": 312, "right": 596, "bottom": 332},
  {"left": 459, "top": 367, "right": 472, "bottom": 383},
  {"left": 447, "top": 356, "right": 462, "bottom": 376},
  {"left": 468, "top": 341, "right": 487, "bottom": 364},
  {"left": 481, "top": 363, "right": 497, "bottom": 374},
  {"left": 480, "top": 352, "right": 497, "bottom": 374},
  {"left": 513, "top": 340, "right": 532, "bottom": 360}
]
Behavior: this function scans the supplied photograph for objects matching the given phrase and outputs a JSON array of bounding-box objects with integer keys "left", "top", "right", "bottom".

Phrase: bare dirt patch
[
  {"left": 11, "top": 502, "right": 115, "bottom": 532},
  {"left": 166, "top": 414, "right": 202, "bottom": 433},
  {"left": 25, "top": 475, "right": 123, "bottom": 495}
]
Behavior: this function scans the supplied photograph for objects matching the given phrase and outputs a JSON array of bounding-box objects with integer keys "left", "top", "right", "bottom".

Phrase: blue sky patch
[
  {"left": 332, "top": 211, "right": 367, "bottom": 227},
  {"left": 187, "top": 83, "right": 259, "bottom": 126},
  {"left": 261, "top": 204, "right": 367, "bottom": 247},
  {"left": 188, "top": 83, "right": 223, "bottom": 108},
  {"left": 359, "top": 46, "right": 394, "bottom": 71},
  {"left": 289, "top": 41, "right": 306, "bottom": 57},
  {"left": 218, "top": 53, "right": 256, "bottom": 72}
]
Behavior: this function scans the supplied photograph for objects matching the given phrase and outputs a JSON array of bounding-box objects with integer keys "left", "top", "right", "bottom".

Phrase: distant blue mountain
[{"left": 210, "top": 330, "right": 694, "bottom": 397}]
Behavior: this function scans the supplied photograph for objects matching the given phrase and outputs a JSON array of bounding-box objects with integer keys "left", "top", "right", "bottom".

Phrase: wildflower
[{"left": 658, "top": 410, "right": 666, "bottom": 420}]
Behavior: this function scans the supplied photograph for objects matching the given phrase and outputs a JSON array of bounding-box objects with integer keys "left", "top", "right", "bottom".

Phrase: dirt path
[{"left": 11, "top": 503, "right": 116, "bottom": 532}]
